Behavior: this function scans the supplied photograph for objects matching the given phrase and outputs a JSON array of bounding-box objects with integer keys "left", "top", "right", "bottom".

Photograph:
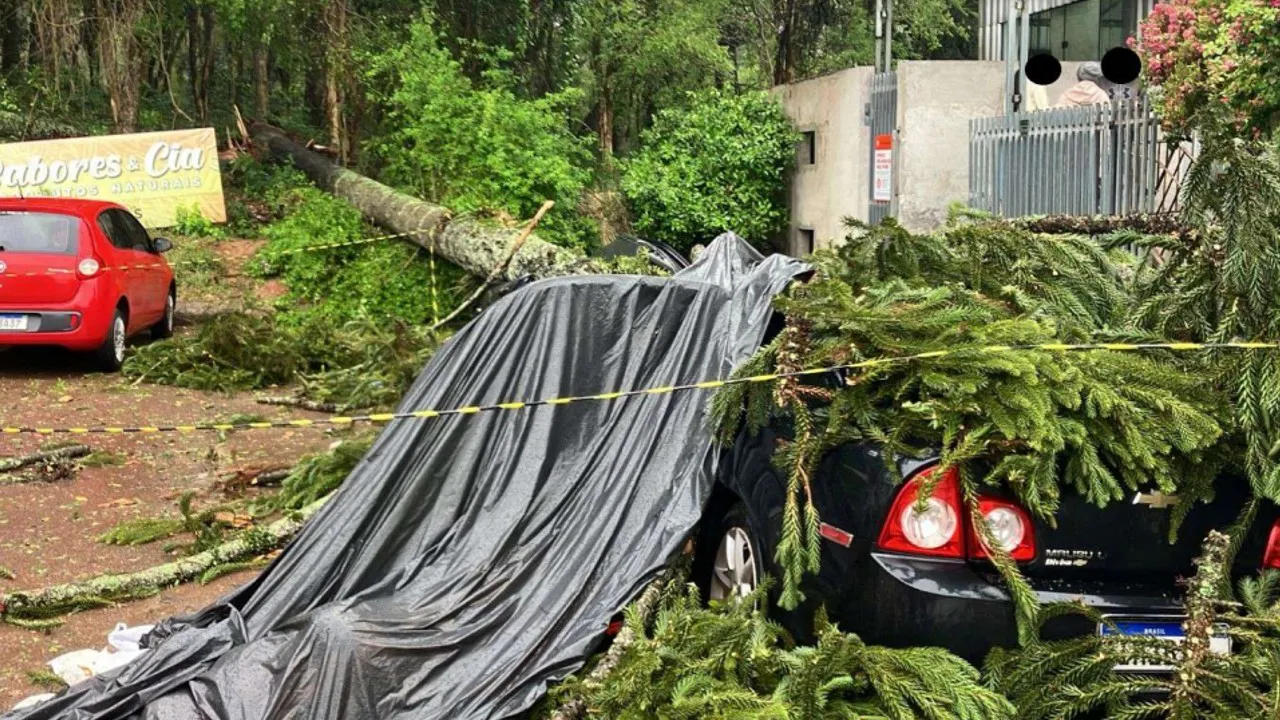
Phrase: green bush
[
  {"left": 621, "top": 90, "right": 799, "bottom": 254},
  {"left": 365, "top": 15, "right": 596, "bottom": 248},
  {"left": 250, "top": 185, "right": 471, "bottom": 328}
]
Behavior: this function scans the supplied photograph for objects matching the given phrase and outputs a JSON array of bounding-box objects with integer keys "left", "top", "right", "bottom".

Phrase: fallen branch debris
[
  {"left": 255, "top": 396, "right": 344, "bottom": 413},
  {"left": 0, "top": 496, "right": 329, "bottom": 623},
  {"left": 0, "top": 445, "right": 91, "bottom": 474}
]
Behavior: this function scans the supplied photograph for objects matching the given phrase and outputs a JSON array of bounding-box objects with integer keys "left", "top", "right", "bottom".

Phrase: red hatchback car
[{"left": 0, "top": 199, "right": 176, "bottom": 370}]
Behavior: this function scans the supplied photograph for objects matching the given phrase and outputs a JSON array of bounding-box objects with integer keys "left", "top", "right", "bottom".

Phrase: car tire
[
  {"left": 95, "top": 309, "right": 128, "bottom": 372},
  {"left": 152, "top": 290, "right": 175, "bottom": 340},
  {"left": 696, "top": 501, "right": 763, "bottom": 603}
]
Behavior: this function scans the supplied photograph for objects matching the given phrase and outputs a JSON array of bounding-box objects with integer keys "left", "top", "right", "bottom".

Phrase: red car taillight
[
  {"left": 967, "top": 497, "right": 1037, "bottom": 562},
  {"left": 876, "top": 464, "right": 1037, "bottom": 562},
  {"left": 1262, "top": 521, "right": 1280, "bottom": 569},
  {"left": 877, "top": 466, "right": 965, "bottom": 559}
]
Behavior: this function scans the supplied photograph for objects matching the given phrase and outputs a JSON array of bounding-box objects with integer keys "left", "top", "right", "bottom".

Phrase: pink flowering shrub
[{"left": 1135, "top": 0, "right": 1280, "bottom": 137}]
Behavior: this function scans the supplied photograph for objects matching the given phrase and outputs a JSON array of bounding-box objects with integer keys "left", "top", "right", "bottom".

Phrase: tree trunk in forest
[
  {"left": 186, "top": 6, "right": 216, "bottom": 121},
  {"left": 1, "top": 1, "right": 25, "bottom": 77},
  {"left": 254, "top": 43, "right": 270, "bottom": 118},
  {"left": 97, "top": 0, "right": 143, "bottom": 132},
  {"left": 250, "top": 122, "right": 599, "bottom": 283},
  {"left": 323, "top": 0, "right": 349, "bottom": 164},
  {"left": 598, "top": 81, "right": 614, "bottom": 158},
  {"left": 772, "top": 0, "right": 799, "bottom": 85}
]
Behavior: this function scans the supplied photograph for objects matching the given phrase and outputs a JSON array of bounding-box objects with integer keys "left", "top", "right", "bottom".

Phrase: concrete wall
[
  {"left": 894, "top": 61, "right": 1005, "bottom": 231},
  {"left": 770, "top": 66, "right": 874, "bottom": 255}
]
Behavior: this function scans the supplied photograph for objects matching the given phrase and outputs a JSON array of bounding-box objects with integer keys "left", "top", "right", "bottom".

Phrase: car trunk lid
[
  {"left": 0, "top": 211, "right": 85, "bottom": 305},
  {"left": 1013, "top": 479, "right": 1251, "bottom": 586}
]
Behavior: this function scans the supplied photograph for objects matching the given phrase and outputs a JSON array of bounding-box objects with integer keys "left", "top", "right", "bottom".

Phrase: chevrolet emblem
[{"left": 1133, "top": 490, "right": 1179, "bottom": 509}]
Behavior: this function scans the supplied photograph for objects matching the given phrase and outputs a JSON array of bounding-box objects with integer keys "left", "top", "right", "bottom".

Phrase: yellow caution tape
[
  {"left": 0, "top": 228, "right": 435, "bottom": 278},
  {"left": 0, "top": 341, "right": 1272, "bottom": 436}
]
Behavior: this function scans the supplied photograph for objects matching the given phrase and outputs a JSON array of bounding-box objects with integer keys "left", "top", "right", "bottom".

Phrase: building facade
[{"left": 979, "top": 0, "right": 1155, "bottom": 63}]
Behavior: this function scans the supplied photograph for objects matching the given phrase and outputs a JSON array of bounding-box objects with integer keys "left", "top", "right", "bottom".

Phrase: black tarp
[{"left": 10, "top": 234, "right": 808, "bottom": 720}]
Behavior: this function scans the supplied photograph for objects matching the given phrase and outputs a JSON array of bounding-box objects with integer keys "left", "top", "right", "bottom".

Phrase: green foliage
[
  {"left": 714, "top": 218, "right": 1228, "bottom": 609},
  {"left": 98, "top": 517, "right": 185, "bottom": 546},
  {"left": 365, "top": 14, "right": 595, "bottom": 248},
  {"left": 254, "top": 437, "right": 373, "bottom": 514},
  {"left": 249, "top": 183, "right": 472, "bottom": 329},
  {"left": 571, "top": 0, "right": 731, "bottom": 155},
  {"left": 622, "top": 90, "right": 798, "bottom": 254},
  {"left": 199, "top": 558, "right": 268, "bottom": 585},
  {"left": 171, "top": 204, "right": 226, "bottom": 239},
  {"left": 553, "top": 581, "right": 1015, "bottom": 719},
  {"left": 123, "top": 311, "right": 441, "bottom": 410},
  {"left": 26, "top": 670, "right": 68, "bottom": 691},
  {"left": 1131, "top": 142, "right": 1280, "bottom": 501},
  {"left": 988, "top": 530, "right": 1280, "bottom": 719}
]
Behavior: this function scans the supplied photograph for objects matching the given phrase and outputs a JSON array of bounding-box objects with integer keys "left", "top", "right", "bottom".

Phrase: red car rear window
[{"left": 0, "top": 211, "right": 81, "bottom": 256}]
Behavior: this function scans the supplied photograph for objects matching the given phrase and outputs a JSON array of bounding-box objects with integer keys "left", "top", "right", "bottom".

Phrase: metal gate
[
  {"left": 969, "top": 96, "right": 1193, "bottom": 217},
  {"left": 867, "top": 71, "right": 897, "bottom": 225}
]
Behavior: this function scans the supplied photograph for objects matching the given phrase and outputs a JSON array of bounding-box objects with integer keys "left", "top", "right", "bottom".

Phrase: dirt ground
[{"left": 0, "top": 342, "right": 344, "bottom": 708}]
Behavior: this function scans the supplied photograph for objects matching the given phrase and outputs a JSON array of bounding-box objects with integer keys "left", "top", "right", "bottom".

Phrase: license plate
[
  {"left": 1099, "top": 616, "right": 1231, "bottom": 672},
  {"left": 0, "top": 314, "right": 28, "bottom": 332}
]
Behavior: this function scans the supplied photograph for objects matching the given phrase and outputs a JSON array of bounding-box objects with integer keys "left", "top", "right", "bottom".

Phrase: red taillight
[
  {"left": 967, "top": 498, "right": 1037, "bottom": 562},
  {"left": 1263, "top": 521, "right": 1280, "bottom": 569},
  {"left": 77, "top": 257, "right": 101, "bottom": 278},
  {"left": 876, "top": 464, "right": 1037, "bottom": 562},
  {"left": 877, "top": 466, "right": 965, "bottom": 559},
  {"left": 68, "top": 313, "right": 81, "bottom": 330}
]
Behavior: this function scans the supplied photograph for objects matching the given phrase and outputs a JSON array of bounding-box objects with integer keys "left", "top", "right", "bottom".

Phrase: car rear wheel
[
  {"left": 95, "top": 310, "right": 127, "bottom": 372},
  {"left": 705, "top": 503, "right": 762, "bottom": 602},
  {"left": 152, "top": 291, "right": 175, "bottom": 340}
]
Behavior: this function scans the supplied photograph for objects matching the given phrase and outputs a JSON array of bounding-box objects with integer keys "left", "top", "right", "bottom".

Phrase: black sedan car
[{"left": 694, "top": 421, "right": 1278, "bottom": 666}]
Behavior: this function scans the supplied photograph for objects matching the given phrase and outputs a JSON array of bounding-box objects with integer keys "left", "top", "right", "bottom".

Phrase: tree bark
[
  {"left": 97, "top": 0, "right": 143, "bottom": 132},
  {"left": 323, "top": 0, "right": 349, "bottom": 164},
  {"left": 250, "top": 122, "right": 599, "bottom": 283},
  {"left": 186, "top": 5, "right": 216, "bottom": 121},
  {"left": 254, "top": 42, "right": 270, "bottom": 118}
]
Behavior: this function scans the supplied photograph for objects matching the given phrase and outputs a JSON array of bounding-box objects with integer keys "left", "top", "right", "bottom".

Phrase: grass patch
[
  {"left": 78, "top": 451, "right": 125, "bottom": 468},
  {"left": 98, "top": 517, "right": 185, "bottom": 546},
  {"left": 26, "top": 670, "right": 68, "bottom": 691}
]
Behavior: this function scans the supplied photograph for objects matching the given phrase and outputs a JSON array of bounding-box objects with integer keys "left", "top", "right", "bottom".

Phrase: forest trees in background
[{"left": 0, "top": 0, "right": 977, "bottom": 248}]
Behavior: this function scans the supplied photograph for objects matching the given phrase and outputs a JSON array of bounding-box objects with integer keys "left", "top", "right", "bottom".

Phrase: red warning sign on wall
[{"left": 873, "top": 133, "right": 893, "bottom": 204}]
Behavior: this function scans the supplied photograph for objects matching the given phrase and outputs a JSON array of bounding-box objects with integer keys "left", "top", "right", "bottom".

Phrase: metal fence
[
  {"left": 969, "top": 96, "right": 1194, "bottom": 217},
  {"left": 867, "top": 71, "right": 897, "bottom": 224}
]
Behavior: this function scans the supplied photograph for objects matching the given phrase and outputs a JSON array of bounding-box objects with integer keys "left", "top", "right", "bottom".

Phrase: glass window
[
  {"left": 97, "top": 211, "right": 131, "bottom": 250},
  {"left": 113, "top": 209, "right": 154, "bottom": 253},
  {"left": 0, "top": 211, "right": 81, "bottom": 256}
]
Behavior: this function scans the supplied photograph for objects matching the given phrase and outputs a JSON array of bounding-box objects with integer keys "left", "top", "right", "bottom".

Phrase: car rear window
[{"left": 0, "top": 211, "right": 81, "bottom": 256}]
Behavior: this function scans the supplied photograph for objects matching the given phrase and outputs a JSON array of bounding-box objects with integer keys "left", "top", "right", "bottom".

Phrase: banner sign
[
  {"left": 0, "top": 127, "right": 226, "bottom": 228},
  {"left": 873, "top": 133, "right": 893, "bottom": 204}
]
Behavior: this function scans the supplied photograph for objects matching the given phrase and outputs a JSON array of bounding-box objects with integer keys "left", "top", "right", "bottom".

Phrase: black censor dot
[
  {"left": 1101, "top": 46, "right": 1142, "bottom": 85},
  {"left": 1024, "top": 53, "right": 1063, "bottom": 86}
]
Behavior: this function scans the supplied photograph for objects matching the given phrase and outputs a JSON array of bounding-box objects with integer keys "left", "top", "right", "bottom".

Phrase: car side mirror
[{"left": 153, "top": 237, "right": 173, "bottom": 253}]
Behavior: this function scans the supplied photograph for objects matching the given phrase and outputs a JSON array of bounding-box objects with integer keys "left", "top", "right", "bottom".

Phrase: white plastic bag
[
  {"left": 47, "top": 623, "right": 154, "bottom": 686},
  {"left": 107, "top": 623, "right": 153, "bottom": 652}
]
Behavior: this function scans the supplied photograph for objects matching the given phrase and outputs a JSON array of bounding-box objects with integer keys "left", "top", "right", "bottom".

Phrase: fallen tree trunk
[
  {"left": 250, "top": 123, "right": 602, "bottom": 282},
  {"left": 0, "top": 495, "right": 328, "bottom": 621},
  {"left": 0, "top": 445, "right": 90, "bottom": 473},
  {"left": 0, "top": 110, "right": 83, "bottom": 141}
]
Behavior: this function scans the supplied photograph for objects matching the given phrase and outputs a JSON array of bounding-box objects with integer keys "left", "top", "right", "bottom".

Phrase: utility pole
[
  {"left": 874, "top": 0, "right": 893, "bottom": 72},
  {"left": 1004, "top": 0, "right": 1028, "bottom": 113}
]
